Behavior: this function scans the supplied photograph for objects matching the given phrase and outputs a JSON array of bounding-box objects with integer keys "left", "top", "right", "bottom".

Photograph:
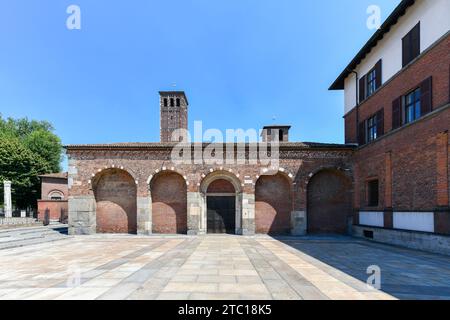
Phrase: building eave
[{"left": 329, "top": 0, "right": 415, "bottom": 91}]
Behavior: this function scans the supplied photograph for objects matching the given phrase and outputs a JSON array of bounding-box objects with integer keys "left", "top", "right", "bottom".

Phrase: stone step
[
  {"left": 0, "top": 224, "right": 70, "bottom": 250},
  {"left": 0, "top": 234, "right": 69, "bottom": 250}
]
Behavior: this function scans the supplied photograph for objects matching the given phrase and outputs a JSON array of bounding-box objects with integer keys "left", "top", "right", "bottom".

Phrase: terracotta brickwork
[
  {"left": 345, "top": 34, "right": 450, "bottom": 144},
  {"left": 307, "top": 169, "right": 352, "bottom": 234},
  {"left": 93, "top": 168, "right": 137, "bottom": 234},
  {"left": 37, "top": 200, "right": 68, "bottom": 222},
  {"left": 348, "top": 34, "right": 450, "bottom": 218},
  {"left": 66, "top": 144, "right": 354, "bottom": 235},
  {"left": 255, "top": 173, "right": 292, "bottom": 235},
  {"left": 38, "top": 174, "right": 68, "bottom": 223},
  {"left": 207, "top": 179, "right": 235, "bottom": 194},
  {"left": 151, "top": 172, "right": 187, "bottom": 234}
]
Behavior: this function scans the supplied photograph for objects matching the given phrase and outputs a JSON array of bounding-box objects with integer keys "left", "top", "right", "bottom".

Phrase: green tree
[
  {"left": 0, "top": 114, "right": 63, "bottom": 209},
  {"left": 0, "top": 136, "right": 51, "bottom": 208},
  {"left": 23, "top": 129, "right": 62, "bottom": 173}
]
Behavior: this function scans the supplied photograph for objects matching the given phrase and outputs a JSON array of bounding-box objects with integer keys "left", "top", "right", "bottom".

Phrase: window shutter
[
  {"left": 358, "top": 121, "right": 366, "bottom": 146},
  {"left": 376, "top": 108, "right": 384, "bottom": 137},
  {"left": 392, "top": 97, "right": 402, "bottom": 129},
  {"left": 375, "top": 60, "right": 382, "bottom": 90},
  {"left": 359, "top": 75, "right": 366, "bottom": 103},
  {"left": 420, "top": 76, "right": 432, "bottom": 115},
  {"left": 402, "top": 34, "right": 411, "bottom": 67},
  {"left": 411, "top": 22, "right": 420, "bottom": 61}
]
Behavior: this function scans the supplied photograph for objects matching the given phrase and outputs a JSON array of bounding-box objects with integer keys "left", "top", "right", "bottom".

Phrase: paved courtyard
[{"left": 0, "top": 235, "right": 450, "bottom": 300}]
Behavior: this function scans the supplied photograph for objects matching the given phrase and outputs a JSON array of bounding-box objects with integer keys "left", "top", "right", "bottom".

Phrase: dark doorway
[{"left": 207, "top": 196, "right": 235, "bottom": 234}]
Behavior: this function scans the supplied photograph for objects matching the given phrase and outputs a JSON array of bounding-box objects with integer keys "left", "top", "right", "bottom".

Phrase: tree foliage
[{"left": 0, "top": 114, "right": 63, "bottom": 208}]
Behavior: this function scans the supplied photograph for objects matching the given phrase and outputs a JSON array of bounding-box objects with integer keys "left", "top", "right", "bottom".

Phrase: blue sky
[{"left": 0, "top": 0, "right": 400, "bottom": 151}]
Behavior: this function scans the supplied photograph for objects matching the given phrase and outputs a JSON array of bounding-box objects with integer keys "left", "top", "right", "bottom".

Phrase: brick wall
[
  {"left": 94, "top": 169, "right": 137, "bottom": 234},
  {"left": 41, "top": 177, "right": 68, "bottom": 200},
  {"left": 255, "top": 173, "right": 292, "bottom": 235},
  {"left": 345, "top": 34, "right": 450, "bottom": 143},
  {"left": 354, "top": 100, "right": 450, "bottom": 212},
  {"left": 37, "top": 200, "right": 68, "bottom": 223},
  {"left": 207, "top": 179, "right": 235, "bottom": 193},
  {"left": 307, "top": 169, "right": 352, "bottom": 234},
  {"left": 151, "top": 172, "right": 187, "bottom": 234}
]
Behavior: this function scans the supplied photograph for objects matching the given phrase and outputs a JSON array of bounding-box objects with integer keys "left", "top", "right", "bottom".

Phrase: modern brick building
[
  {"left": 65, "top": 0, "right": 450, "bottom": 253},
  {"left": 330, "top": 0, "right": 450, "bottom": 252}
]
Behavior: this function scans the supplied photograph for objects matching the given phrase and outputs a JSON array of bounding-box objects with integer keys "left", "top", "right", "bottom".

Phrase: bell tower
[{"left": 159, "top": 91, "right": 188, "bottom": 143}]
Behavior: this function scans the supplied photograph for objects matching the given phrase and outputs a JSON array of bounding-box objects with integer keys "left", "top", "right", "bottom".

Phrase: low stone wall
[
  {"left": 352, "top": 225, "right": 450, "bottom": 256},
  {"left": 0, "top": 217, "right": 39, "bottom": 226}
]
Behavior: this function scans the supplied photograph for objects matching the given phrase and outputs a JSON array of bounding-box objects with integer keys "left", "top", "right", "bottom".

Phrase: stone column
[
  {"left": 3, "top": 181, "right": 12, "bottom": 218},
  {"left": 137, "top": 196, "right": 151, "bottom": 235},
  {"left": 68, "top": 196, "right": 96, "bottom": 235},
  {"left": 187, "top": 192, "right": 202, "bottom": 235},
  {"left": 241, "top": 193, "right": 255, "bottom": 235}
]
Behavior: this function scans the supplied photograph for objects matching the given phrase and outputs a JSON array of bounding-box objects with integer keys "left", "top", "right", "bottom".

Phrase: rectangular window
[
  {"left": 163, "top": 98, "right": 168, "bottom": 107},
  {"left": 366, "top": 68, "right": 377, "bottom": 97},
  {"left": 367, "top": 115, "right": 377, "bottom": 142},
  {"left": 404, "top": 88, "right": 421, "bottom": 124},
  {"left": 367, "top": 180, "right": 379, "bottom": 207},
  {"left": 359, "top": 60, "right": 382, "bottom": 102},
  {"left": 402, "top": 22, "right": 420, "bottom": 67}
]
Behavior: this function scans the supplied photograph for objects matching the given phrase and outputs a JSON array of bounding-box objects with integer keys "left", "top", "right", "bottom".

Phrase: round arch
[
  {"left": 255, "top": 172, "right": 293, "bottom": 235},
  {"left": 150, "top": 170, "right": 187, "bottom": 234},
  {"left": 92, "top": 168, "right": 137, "bottom": 234},
  {"left": 200, "top": 170, "right": 243, "bottom": 234},
  {"left": 306, "top": 168, "right": 352, "bottom": 234}
]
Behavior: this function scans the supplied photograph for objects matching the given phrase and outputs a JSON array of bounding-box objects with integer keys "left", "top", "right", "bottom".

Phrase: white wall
[
  {"left": 344, "top": 0, "right": 450, "bottom": 114},
  {"left": 359, "top": 211, "right": 384, "bottom": 227},
  {"left": 393, "top": 212, "right": 434, "bottom": 233}
]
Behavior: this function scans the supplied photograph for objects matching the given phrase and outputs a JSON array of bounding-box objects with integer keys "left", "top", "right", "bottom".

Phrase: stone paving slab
[{"left": 0, "top": 235, "right": 449, "bottom": 300}]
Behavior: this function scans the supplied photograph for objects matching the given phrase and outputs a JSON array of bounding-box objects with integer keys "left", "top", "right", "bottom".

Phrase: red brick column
[{"left": 434, "top": 131, "right": 450, "bottom": 235}]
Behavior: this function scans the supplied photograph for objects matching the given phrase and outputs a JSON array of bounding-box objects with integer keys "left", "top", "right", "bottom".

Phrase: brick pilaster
[
  {"left": 436, "top": 131, "right": 449, "bottom": 207},
  {"left": 385, "top": 151, "right": 393, "bottom": 209}
]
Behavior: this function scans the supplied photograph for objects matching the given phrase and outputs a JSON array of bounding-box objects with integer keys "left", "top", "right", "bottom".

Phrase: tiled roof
[
  {"left": 64, "top": 142, "right": 356, "bottom": 150},
  {"left": 39, "top": 172, "right": 68, "bottom": 179},
  {"left": 329, "top": 0, "right": 415, "bottom": 90}
]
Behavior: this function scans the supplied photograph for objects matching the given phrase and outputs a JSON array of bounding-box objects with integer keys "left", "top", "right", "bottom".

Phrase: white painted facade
[
  {"left": 359, "top": 211, "right": 384, "bottom": 227},
  {"left": 393, "top": 212, "right": 434, "bottom": 233},
  {"left": 344, "top": 0, "right": 450, "bottom": 114}
]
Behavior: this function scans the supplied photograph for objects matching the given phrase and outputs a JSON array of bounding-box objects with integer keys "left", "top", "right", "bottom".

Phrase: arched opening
[
  {"left": 48, "top": 190, "right": 64, "bottom": 200},
  {"left": 200, "top": 171, "right": 242, "bottom": 235},
  {"left": 206, "top": 179, "right": 236, "bottom": 234},
  {"left": 151, "top": 171, "right": 187, "bottom": 234},
  {"left": 93, "top": 168, "right": 137, "bottom": 234},
  {"left": 255, "top": 173, "right": 292, "bottom": 235},
  {"left": 307, "top": 169, "right": 352, "bottom": 234}
]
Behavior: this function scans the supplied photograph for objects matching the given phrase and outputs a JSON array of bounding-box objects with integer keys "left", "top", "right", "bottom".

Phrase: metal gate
[{"left": 207, "top": 196, "right": 235, "bottom": 234}]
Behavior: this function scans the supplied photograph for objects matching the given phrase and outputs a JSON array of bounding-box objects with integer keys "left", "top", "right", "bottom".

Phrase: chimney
[{"left": 261, "top": 125, "right": 291, "bottom": 142}]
